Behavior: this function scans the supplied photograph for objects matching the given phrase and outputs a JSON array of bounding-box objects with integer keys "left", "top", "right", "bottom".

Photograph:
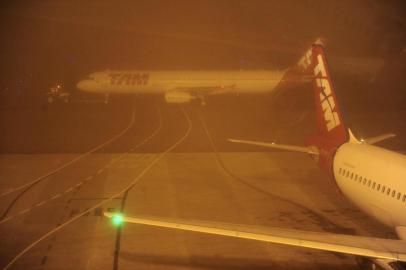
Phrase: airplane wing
[{"left": 104, "top": 212, "right": 406, "bottom": 261}]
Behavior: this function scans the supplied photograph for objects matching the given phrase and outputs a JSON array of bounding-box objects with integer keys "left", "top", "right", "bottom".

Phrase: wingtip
[{"left": 228, "top": 138, "right": 240, "bottom": 143}]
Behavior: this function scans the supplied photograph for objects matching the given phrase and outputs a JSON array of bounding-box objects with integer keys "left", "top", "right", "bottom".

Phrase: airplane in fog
[
  {"left": 105, "top": 44, "right": 406, "bottom": 270},
  {"left": 76, "top": 49, "right": 313, "bottom": 105}
]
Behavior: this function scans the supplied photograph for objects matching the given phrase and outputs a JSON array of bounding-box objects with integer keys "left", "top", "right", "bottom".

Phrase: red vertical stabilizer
[
  {"left": 276, "top": 39, "right": 324, "bottom": 89},
  {"left": 228, "top": 42, "right": 349, "bottom": 176},
  {"left": 306, "top": 44, "right": 348, "bottom": 175}
]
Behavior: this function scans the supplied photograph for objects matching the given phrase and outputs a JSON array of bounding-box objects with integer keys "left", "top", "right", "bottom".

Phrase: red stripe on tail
[
  {"left": 313, "top": 45, "right": 347, "bottom": 142},
  {"left": 306, "top": 44, "right": 348, "bottom": 175}
]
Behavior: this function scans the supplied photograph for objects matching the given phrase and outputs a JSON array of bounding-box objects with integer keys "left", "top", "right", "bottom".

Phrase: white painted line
[
  {"left": 1, "top": 107, "right": 136, "bottom": 198},
  {"left": 36, "top": 201, "right": 46, "bottom": 207},
  {"left": 2, "top": 106, "right": 177, "bottom": 270},
  {"left": 0, "top": 216, "right": 14, "bottom": 224},
  {"left": 51, "top": 194, "right": 61, "bottom": 200},
  {"left": 0, "top": 190, "right": 14, "bottom": 197},
  {"left": 18, "top": 208, "right": 30, "bottom": 215},
  {"left": 75, "top": 182, "right": 83, "bottom": 187},
  {"left": 65, "top": 187, "right": 74, "bottom": 193},
  {"left": 85, "top": 176, "right": 93, "bottom": 181}
]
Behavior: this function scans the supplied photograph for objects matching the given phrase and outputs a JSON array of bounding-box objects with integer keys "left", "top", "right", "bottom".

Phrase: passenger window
[
  {"left": 351, "top": 173, "right": 354, "bottom": 179},
  {"left": 346, "top": 171, "right": 349, "bottom": 178},
  {"left": 382, "top": 186, "right": 385, "bottom": 193},
  {"left": 339, "top": 168, "right": 342, "bottom": 174},
  {"left": 387, "top": 188, "right": 391, "bottom": 195},
  {"left": 392, "top": 190, "right": 396, "bottom": 197},
  {"left": 368, "top": 180, "right": 371, "bottom": 187},
  {"left": 363, "top": 178, "right": 367, "bottom": 185},
  {"left": 358, "top": 176, "right": 362, "bottom": 182},
  {"left": 403, "top": 194, "right": 406, "bottom": 202},
  {"left": 355, "top": 174, "right": 358, "bottom": 180},
  {"left": 377, "top": 184, "right": 380, "bottom": 190},
  {"left": 397, "top": 192, "right": 401, "bottom": 200},
  {"left": 372, "top": 182, "right": 376, "bottom": 189}
]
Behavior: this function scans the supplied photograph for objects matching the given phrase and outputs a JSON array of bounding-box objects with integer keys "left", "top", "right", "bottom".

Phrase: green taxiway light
[{"left": 112, "top": 213, "right": 124, "bottom": 226}]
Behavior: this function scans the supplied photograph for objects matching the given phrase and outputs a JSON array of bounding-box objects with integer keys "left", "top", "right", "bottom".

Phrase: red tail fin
[
  {"left": 306, "top": 44, "right": 348, "bottom": 174},
  {"left": 312, "top": 44, "right": 347, "bottom": 144},
  {"left": 276, "top": 39, "right": 323, "bottom": 89}
]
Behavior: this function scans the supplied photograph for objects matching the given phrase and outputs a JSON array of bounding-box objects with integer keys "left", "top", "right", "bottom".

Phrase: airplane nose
[{"left": 76, "top": 80, "right": 94, "bottom": 91}]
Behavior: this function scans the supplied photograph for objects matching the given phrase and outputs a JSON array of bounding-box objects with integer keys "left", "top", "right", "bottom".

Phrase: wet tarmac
[{"left": 1, "top": 1, "right": 405, "bottom": 269}]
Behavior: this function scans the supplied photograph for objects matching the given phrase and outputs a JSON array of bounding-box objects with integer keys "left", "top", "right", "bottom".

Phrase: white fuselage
[
  {"left": 76, "top": 70, "right": 287, "bottom": 95},
  {"left": 333, "top": 143, "right": 406, "bottom": 230}
]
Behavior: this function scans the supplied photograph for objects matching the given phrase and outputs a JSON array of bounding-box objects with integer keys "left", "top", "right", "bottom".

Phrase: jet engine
[{"left": 164, "top": 92, "right": 196, "bottom": 103}]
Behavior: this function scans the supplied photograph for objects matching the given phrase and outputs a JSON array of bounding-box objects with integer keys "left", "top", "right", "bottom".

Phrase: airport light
[{"left": 111, "top": 213, "right": 124, "bottom": 227}]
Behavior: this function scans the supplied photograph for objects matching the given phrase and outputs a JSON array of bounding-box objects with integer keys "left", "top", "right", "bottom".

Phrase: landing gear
[
  {"left": 356, "top": 258, "right": 378, "bottom": 270},
  {"left": 196, "top": 95, "right": 206, "bottom": 106},
  {"left": 356, "top": 257, "right": 406, "bottom": 270},
  {"left": 104, "top": 94, "right": 110, "bottom": 104}
]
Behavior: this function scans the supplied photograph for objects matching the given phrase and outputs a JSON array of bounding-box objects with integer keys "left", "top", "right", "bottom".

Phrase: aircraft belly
[{"left": 105, "top": 84, "right": 161, "bottom": 93}]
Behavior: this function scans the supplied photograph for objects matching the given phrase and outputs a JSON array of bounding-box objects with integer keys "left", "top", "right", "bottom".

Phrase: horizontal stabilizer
[
  {"left": 104, "top": 212, "right": 406, "bottom": 261},
  {"left": 364, "top": 133, "right": 396, "bottom": 145},
  {"left": 228, "top": 138, "right": 319, "bottom": 155}
]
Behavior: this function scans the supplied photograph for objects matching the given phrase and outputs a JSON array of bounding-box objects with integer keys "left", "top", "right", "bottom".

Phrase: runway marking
[
  {"left": 0, "top": 216, "right": 14, "bottom": 223},
  {"left": 3, "top": 107, "right": 190, "bottom": 270},
  {"left": 0, "top": 107, "right": 137, "bottom": 198},
  {"left": 0, "top": 190, "right": 13, "bottom": 197},
  {"left": 51, "top": 194, "right": 61, "bottom": 200},
  {"left": 0, "top": 184, "right": 79, "bottom": 224},
  {"left": 75, "top": 182, "right": 83, "bottom": 187},
  {"left": 18, "top": 208, "right": 30, "bottom": 215},
  {"left": 0, "top": 107, "right": 163, "bottom": 226},
  {"left": 2, "top": 106, "right": 166, "bottom": 266},
  {"left": 36, "top": 201, "right": 46, "bottom": 207}
]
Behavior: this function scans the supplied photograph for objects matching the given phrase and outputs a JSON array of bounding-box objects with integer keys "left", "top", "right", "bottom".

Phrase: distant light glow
[{"left": 112, "top": 213, "right": 124, "bottom": 226}]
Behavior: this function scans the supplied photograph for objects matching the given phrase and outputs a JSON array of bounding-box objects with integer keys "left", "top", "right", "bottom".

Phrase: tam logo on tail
[{"left": 314, "top": 53, "right": 340, "bottom": 132}]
